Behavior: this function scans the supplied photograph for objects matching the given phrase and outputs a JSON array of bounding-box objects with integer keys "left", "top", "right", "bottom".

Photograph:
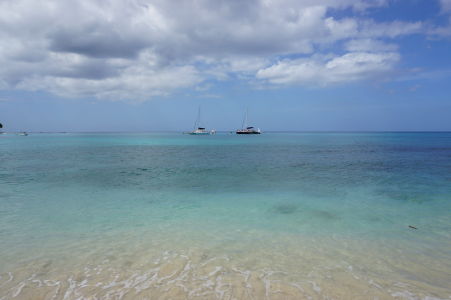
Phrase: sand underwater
[{"left": 0, "top": 132, "right": 450, "bottom": 299}]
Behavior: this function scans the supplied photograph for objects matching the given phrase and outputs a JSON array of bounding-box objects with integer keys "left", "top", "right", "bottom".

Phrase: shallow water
[{"left": 0, "top": 132, "right": 450, "bottom": 299}]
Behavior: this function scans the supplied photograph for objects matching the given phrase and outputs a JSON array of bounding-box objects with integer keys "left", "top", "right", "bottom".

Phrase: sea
[{"left": 0, "top": 132, "right": 450, "bottom": 299}]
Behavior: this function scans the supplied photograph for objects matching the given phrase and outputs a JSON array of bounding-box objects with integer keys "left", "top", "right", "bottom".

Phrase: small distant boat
[
  {"left": 18, "top": 132, "right": 28, "bottom": 136},
  {"left": 236, "top": 109, "right": 261, "bottom": 134},
  {"left": 190, "top": 127, "right": 215, "bottom": 135},
  {"left": 188, "top": 106, "right": 215, "bottom": 135}
]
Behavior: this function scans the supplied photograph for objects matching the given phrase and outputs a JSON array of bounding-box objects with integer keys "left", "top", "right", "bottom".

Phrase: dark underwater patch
[
  {"left": 272, "top": 203, "right": 298, "bottom": 214},
  {"left": 311, "top": 209, "right": 340, "bottom": 220}
]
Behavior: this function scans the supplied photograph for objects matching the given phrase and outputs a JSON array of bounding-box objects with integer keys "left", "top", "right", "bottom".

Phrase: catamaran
[
  {"left": 188, "top": 106, "right": 216, "bottom": 135},
  {"left": 236, "top": 109, "right": 261, "bottom": 134}
]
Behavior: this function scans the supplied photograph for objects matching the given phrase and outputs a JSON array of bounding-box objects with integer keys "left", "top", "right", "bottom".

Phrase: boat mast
[
  {"left": 194, "top": 105, "right": 201, "bottom": 130},
  {"left": 242, "top": 108, "right": 248, "bottom": 129}
]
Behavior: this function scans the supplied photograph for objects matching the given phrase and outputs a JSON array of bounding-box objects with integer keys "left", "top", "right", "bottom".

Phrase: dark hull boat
[
  {"left": 236, "top": 109, "right": 261, "bottom": 134},
  {"left": 236, "top": 127, "right": 261, "bottom": 134}
]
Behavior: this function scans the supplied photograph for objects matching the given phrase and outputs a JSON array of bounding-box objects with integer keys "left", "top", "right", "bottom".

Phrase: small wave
[{"left": 1, "top": 250, "right": 450, "bottom": 300}]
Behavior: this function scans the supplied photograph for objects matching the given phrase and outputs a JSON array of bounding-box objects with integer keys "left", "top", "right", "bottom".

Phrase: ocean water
[{"left": 0, "top": 132, "right": 450, "bottom": 299}]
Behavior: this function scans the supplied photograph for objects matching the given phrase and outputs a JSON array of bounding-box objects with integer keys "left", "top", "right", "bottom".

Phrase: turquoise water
[{"left": 0, "top": 132, "right": 450, "bottom": 299}]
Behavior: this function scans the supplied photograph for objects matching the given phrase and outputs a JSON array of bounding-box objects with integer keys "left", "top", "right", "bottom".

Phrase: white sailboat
[
  {"left": 236, "top": 109, "right": 261, "bottom": 134},
  {"left": 189, "top": 106, "right": 215, "bottom": 135}
]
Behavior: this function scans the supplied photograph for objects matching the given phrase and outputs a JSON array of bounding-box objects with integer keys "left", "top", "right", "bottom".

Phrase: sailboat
[
  {"left": 236, "top": 109, "right": 261, "bottom": 134},
  {"left": 189, "top": 106, "right": 216, "bottom": 135}
]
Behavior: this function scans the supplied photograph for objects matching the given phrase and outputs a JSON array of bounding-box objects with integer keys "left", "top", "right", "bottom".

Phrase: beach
[{"left": 1, "top": 132, "right": 450, "bottom": 299}]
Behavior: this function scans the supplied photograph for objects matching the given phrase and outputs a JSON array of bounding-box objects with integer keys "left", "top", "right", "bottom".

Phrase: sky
[{"left": 0, "top": 0, "right": 450, "bottom": 132}]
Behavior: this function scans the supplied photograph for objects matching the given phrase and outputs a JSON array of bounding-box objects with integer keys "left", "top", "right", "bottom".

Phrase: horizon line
[{"left": 2, "top": 130, "right": 451, "bottom": 134}]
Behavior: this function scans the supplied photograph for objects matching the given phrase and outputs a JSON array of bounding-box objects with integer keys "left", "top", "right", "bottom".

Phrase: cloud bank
[{"left": 0, "top": 0, "right": 431, "bottom": 100}]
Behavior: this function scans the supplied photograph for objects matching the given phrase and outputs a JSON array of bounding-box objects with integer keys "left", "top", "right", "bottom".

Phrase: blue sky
[{"left": 0, "top": 0, "right": 450, "bottom": 131}]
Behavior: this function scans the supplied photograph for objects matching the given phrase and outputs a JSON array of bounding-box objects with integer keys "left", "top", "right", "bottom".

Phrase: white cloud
[
  {"left": 256, "top": 52, "right": 400, "bottom": 85},
  {"left": 345, "top": 39, "right": 398, "bottom": 52},
  {"left": 16, "top": 57, "right": 202, "bottom": 100},
  {"left": 357, "top": 20, "right": 423, "bottom": 38},
  {"left": 0, "top": 0, "right": 426, "bottom": 100},
  {"left": 440, "top": 0, "right": 451, "bottom": 13},
  {"left": 429, "top": 16, "right": 451, "bottom": 36}
]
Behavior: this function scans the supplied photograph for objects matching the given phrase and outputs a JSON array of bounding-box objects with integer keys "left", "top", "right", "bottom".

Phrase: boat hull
[
  {"left": 189, "top": 132, "right": 212, "bottom": 135},
  {"left": 236, "top": 131, "right": 261, "bottom": 134}
]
